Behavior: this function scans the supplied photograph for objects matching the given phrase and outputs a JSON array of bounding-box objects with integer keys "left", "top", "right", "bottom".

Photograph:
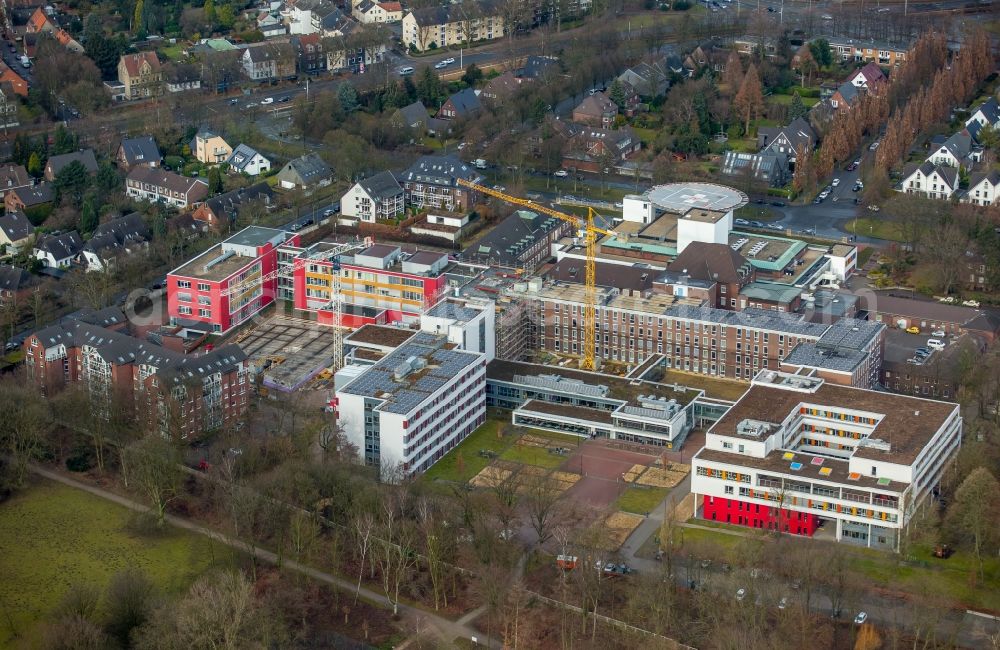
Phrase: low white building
[
  {"left": 335, "top": 332, "right": 487, "bottom": 476},
  {"left": 691, "top": 370, "right": 962, "bottom": 550},
  {"left": 962, "top": 170, "right": 1000, "bottom": 207},
  {"left": 33, "top": 231, "right": 82, "bottom": 268},
  {"left": 900, "top": 162, "right": 958, "bottom": 201},
  {"left": 340, "top": 171, "right": 404, "bottom": 222}
]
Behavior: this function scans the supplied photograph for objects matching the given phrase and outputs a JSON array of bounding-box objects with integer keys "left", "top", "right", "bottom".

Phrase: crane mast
[{"left": 456, "top": 179, "right": 611, "bottom": 371}]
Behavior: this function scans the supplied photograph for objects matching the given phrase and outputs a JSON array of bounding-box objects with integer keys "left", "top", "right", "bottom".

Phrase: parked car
[
  {"left": 831, "top": 178, "right": 840, "bottom": 187},
  {"left": 261, "top": 97, "right": 274, "bottom": 105},
  {"left": 869, "top": 141, "right": 880, "bottom": 151},
  {"left": 854, "top": 612, "right": 869, "bottom": 625},
  {"left": 931, "top": 329, "right": 946, "bottom": 338},
  {"left": 399, "top": 66, "right": 415, "bottom": 75},
  {"left": 853, "top": 181, "right": 864, "bottom": 192},
  {"left": 736, "top": 588, "right": 746, "bottom": 601},
  {"left": 442, "top": 57, "right": 456, "bottom": 64},
  {"left": 906, "top": 326, "right": 920, "bottom": 334},
  {"left": 277, "top": 95, "right": 290, "bottom": 103},
  {"left": 553, "top": 169, "right": 569, "bottom": 178},
  {"left": 434, "top": 61, "right": 448, "bottom": 69},
  {"left": 734, "top": 218, "right": 750, "bottom": 225},
  {"left": 927, "top": 338, "right": 945, "bottom": 351},
  {"left": 778, "top": 597, "right": 788, "bottom": 610}
]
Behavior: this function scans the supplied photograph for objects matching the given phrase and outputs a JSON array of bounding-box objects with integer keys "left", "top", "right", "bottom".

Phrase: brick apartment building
[
  {"left": 167, "top": 226, "right": 300, "bottom": 334},
  {"left": 23, "top": 313, "right": 250, "bottom": 438}
]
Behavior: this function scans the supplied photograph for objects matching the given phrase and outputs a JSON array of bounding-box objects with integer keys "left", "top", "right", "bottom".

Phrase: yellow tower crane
[{"left": 456, "top": 179, "right": 613, "bottom": 371}]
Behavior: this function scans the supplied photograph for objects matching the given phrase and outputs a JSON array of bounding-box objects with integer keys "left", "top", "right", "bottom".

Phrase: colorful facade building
[
  {"left": 691, "top": 370, "right": 962, "bottom": 550},
  {"left": 166, "top": 226, "right": 300, "bottom": 334}
]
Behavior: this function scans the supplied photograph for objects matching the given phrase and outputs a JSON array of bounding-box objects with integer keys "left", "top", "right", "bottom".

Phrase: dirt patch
[
  {"left": 634, "top": 462, "right": 689, "bottom": 489},
  {"left": 601, "top": 512, "right": 645, "bottom": 551}
]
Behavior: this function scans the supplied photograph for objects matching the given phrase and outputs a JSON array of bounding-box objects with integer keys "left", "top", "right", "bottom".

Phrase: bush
[
  {"left": 65, "top": 451, "right": 94, "bottom": 473},
  {"left": 164, "top": 155, "right": 184, "bottom": 170},
  {"left": 673, "top": 0, "right": 692, "bottom": 9}
]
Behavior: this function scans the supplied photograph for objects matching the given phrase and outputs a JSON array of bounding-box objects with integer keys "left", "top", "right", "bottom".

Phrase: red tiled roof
[
  {"left": 120, "top": 52, "right": 161, "bottom": 78},
  {"left": 378, "top": 1, "right": 402, "bottom": 10},
  {"left": 27, "top": 8, "right": 51, "bottom": 33}
]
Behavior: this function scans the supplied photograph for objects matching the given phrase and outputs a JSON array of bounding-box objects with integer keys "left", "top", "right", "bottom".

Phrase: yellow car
[{"left": 905, "top": 326, "right": 920, "bottom": 334}]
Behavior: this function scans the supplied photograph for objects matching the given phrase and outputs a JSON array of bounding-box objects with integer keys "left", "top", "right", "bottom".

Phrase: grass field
[
  {"left": 500, "top": 445, "right": 567, "bottom": 468},
  {"left": 769, "top": 93, "right": 820, "bottom": 107},
  {"left": 0, "top": 479, "right": 231, "bottom": 646},
  {"left": 422, "top": 419, "right": 509, "bottom": 483},
  {"left": 845, "top": 217, "right": 905, "bottom": 242},
  {"left": 656, "top": 368, "right": 748, "bottom": 402},
  {"left": 615, "top": 486, "right": 669, "bottom": 514}
]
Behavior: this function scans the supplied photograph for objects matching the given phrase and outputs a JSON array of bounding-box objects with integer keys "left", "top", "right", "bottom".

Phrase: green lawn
[
  {"left": 500, "top": 444, "right": 566, "bottom": 468},
  {"left": 845, "top": 217, "right": 906, "bottom": 242},
  {"left": 615, "top": 486, "right": 669, "bottom": 514},
  {"left": 422, "top": 419, "right": 510, "bottom": 483},
  {"left": 158, "top": 44, "right": 186, "bottom": 61},
  {"left": 0, "top": 479, "right": 230, "bottom": 646},
  {"left": 857, "top": 246, "right": 877, "bottom": 268},
  {"left": 769, "top": 93, "right": 820, "bottom": 107}
]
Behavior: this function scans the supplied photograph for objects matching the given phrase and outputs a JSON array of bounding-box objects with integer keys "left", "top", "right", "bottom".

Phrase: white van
[
  {"left": 927, "top": 338, "right": 945, "bottom": 351},
  {"left": 399, "top": 66, "right": 414, "bottom": 76}
]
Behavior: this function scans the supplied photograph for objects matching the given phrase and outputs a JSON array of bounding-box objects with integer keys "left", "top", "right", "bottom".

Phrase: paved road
[
  {"left": 30, "top": 465, "right": 497, "bottom": 650},
  {"left": 617, "top": 476, "right": 998, "bottom": 648}
]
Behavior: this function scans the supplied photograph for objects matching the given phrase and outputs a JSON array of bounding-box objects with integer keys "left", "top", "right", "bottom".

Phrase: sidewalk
[{"left": 30, "top": 465, "right": 497, "bottom": 650}]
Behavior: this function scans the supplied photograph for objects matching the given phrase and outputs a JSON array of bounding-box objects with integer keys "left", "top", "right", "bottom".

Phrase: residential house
[
  {"left": 117, "top": 136, "right": 162, "bottom": 171},
  {"left": 829, "top": 82, "right": 860, "bottom": 111},
  {"left": 190, "top": 128, "right": 232, "bottom": 165},
  {"left": 516, "top": 55, "right": 558, "bottom": 81},
  {"left": 353, "top": 0, "right": 403, "bottom": 23},
  {"left": 25, "top": 8, "right": 83, "bottom": 52},
  {"left": 402, "top": 4, "right": 504, "bottom": 52},
  {"left": 5, "top": 184, "right": 53, "bottom": 213},
  {"left": 0, "top": 84, "right": 18, "bottom": 130},
  {"left": 464, "top": 208, "right": 572, "bottom": 272},
  {"left": 0, "top": 263, "right": 33, "bottom": 306},
  {"left": 33, "top": 230, "right": 82, "bottom": 268},
  {"left": 117, "top": 52, "right": 164, "bottom": 100},
  {"left": 192, "top": 182, "right": 274, "bottom": 231},
  {"left": 721, "top": 151, "right": 789, "bottom": 187},
  {"left": 480, "top": 71, "right": 521, "bottom": 105},
  {"left": 79, "top": 212, "right": 151, "bottom": 271},
  {"left": 962, "top": 170, "right": 1000, "bottom": 207},
  {"left": 290, "top": 34, "right": 326, "bottom": 74},
  {"left": 572, "top": 91, "right": 618, "bottom": 128},
  {"left": 326, "top": 39, "right": 385, "bottom": 73},
  {"left": 900, "top": 161, "right": 958, "bottom": 200},
  {"left": 163, "top": 63, "right": 202, "bottom": 93},
  {"left": 438, "top": 87, "right": 482, "bottom": 120},
  {"left": 683, "top": 45, "right": 708, "bottom": 73},
  {"left": 241, "top": 41, "right": 296, "bottom": 81},
  {"left": 825, "top": 35, "right": 912, "bottom": 67},
  {"left": 847, "top": 61, "right": 886, "bottom": 89},
  {"left": 287, "top": 0, "right": 346, "bottom": 35},
  {"left": 0, "top": 210, "right": 33, "bottom": 250},
  {"left": 0, "top": 164, "right": 31, "bottom": 199},
  {"left": 399, "top": 155, "right": 482, "bottom": 211},
  {"left": 617, "top": 61, "right": 669, "bottom": 99},
  {"left": 276, "top": 153, "right": 332, "bottom": 189},
  {"left": 125, "top": 167, "right": 209, "bottom": 208},
  {"left": 340, "top": 171, "right": 404, "bottom": 222},
  {"left": 0, "top": 62, "right": 27, "bottom": 97},
  {"left": 927, "top": 131, "right": 978, "bottom": 171},
  {"left": 965, "top": 97, "right": 999, "bottom": 142},
  {"left": 390, "top": 100, "right": 430, "bottom": 131},
  {"left": 257, "top": 11, "right": 287, "bottom": 38},
  {"left": 562, "top": 126, "right": 641, "bottom": 173},
  {"left": 226, "top": 144, "right": 271, "bottom": 176},
  {"left": 44, "top": 149, "right": 98, "bottom": 182},
  {"left": 757, "top": 117, "right": 816, "bottom": 164}
]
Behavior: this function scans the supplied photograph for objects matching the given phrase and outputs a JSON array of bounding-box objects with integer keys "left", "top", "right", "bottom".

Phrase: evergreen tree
[
  {"left": 787, "top": 92, "right": 807, "bottom": 121},
  {"left": 133, "top": 0, "right": 145, "bottom": 34},
  {"left": 416, "top": 67, "right": 443, "bottom": 107},
  {"left": 338, "top": 82, "right": 359, "bottom": 113},
  {"left": 461, "top": 63, "right": 483, "bottom": 87},
  {"left": 204, "top": 0, "right": 216, "bottom": 25},
  {"left": 12, "top": 134, "right": 31, "bottom": 166},
  {"left": 27, "top": 152, "right": 43, "bottom": 177},
  {"left": 52, "top": 125, "right": 78, "bottom": 155},
  {"left": 608, "top": 79, "right": 626, "bottom": 109},
  {"left": 402, "top": 76, "right": 417, "bottom": 103},
  {"left": 808, "top": 39, "right": 832, "bottom": 68},
  {"left": 80, "top": 197, "right": 98, "bottom": 234},
  {"left": 54, "top": 161, "right": 90, "bottom": 203},
  {"left": 207, "top": 167, "right": 224, "bottom": 194}
]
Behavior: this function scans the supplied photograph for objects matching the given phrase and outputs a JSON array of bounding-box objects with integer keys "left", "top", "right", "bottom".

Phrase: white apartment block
[
  {"left": 962, "top": 170, "right": 1000, "bottom": 207},
  {"left": 691, "top": 370, "right": 962, "bottom": 551},
  {"left": 900, "top": 162, "right": 958, "bottom": 201},
  {"left": 335, "top": 332, "right": 487, "bottom": 475}
]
